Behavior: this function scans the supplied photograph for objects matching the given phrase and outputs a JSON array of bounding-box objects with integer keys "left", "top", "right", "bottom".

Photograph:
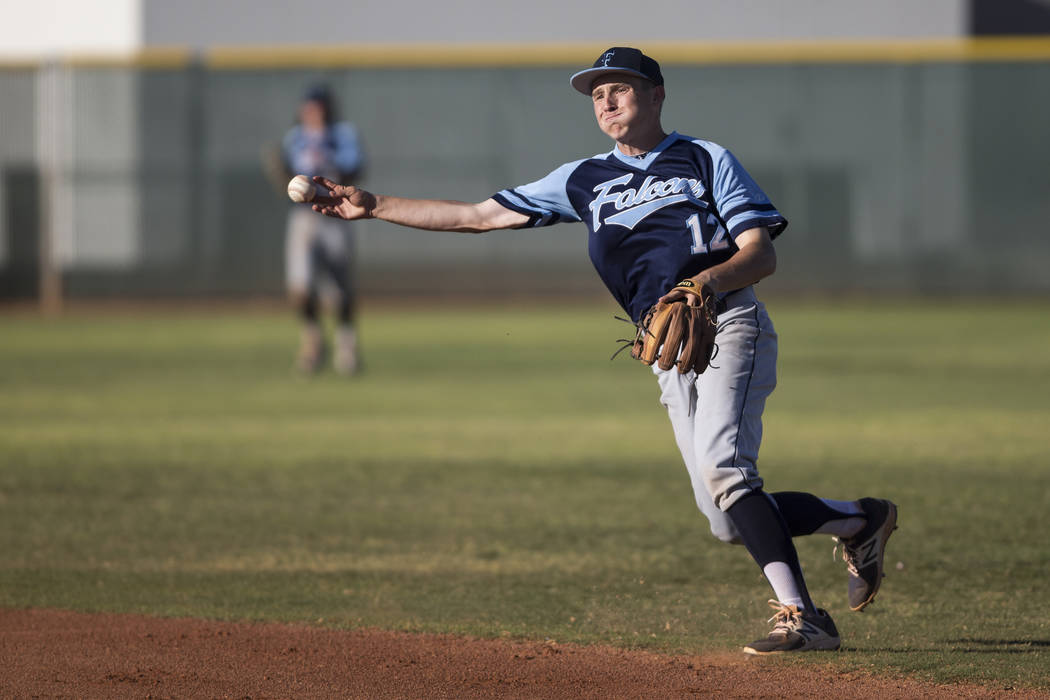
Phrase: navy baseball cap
[
  {"left": 569, "top": 47, "right": 664, "bottom": 95},
  {"left": 304, "top": 84, "right": 332, "bottom": 103}
]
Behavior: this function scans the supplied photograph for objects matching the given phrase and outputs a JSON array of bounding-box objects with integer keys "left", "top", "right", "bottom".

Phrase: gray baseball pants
[{"left": 653, "top": 286, "right": 777, "bottom": 544}]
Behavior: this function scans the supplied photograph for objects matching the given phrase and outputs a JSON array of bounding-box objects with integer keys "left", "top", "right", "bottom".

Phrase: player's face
[
  {"left": 300, "top": 100, "right": 326, "bottom": 131},
  {"left": 590, "top": 75, "right": 663, "bottom": 143}
]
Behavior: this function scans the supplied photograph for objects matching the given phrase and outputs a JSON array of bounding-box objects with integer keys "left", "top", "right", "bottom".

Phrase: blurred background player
[{"left": 270, "top": 85, "right": 365, "bottom": 374}]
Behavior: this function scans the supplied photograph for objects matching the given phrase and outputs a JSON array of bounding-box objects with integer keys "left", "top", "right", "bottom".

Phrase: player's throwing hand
[{"left": 310, "top": 176, "right": 376, "bottom": 220}]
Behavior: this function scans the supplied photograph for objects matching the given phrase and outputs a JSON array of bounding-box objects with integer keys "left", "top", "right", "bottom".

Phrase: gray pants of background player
[
  {"left": 285, "top": 207, "right": 354, "bottom": 299},
  {"left": 654, "top": 286, "right": 777, "bottom": 545}
]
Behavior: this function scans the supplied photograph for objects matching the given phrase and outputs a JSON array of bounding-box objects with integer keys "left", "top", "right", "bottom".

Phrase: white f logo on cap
[{"left": 600, "top": 51, "right": 615, "bottom": 67}]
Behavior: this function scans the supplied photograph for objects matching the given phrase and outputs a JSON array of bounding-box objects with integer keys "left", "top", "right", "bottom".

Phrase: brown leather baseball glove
[{"left": 631, "top": 280, "right": 719, "bottom": 374}]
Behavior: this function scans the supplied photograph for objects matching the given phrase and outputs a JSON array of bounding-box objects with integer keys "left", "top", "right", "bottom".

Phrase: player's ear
[{"left": 652, "top": 85, "right": 666, "bottom": 108}]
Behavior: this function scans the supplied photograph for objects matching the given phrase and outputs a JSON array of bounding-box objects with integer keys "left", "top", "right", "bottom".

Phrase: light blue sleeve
[
  {"left": 704, "top": 142, "right": 788, "bottom": 239},
  {"left": 492, "top": 160, "right": 585, "bottom": 228}
]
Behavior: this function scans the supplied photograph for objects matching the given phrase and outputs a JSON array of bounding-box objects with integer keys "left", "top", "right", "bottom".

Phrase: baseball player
[
  {"left": 280, "top": 85, "right": 365, "bottom": 374},
  {"left": 309, "top": 48, "right": 898, "bottom": 654}
]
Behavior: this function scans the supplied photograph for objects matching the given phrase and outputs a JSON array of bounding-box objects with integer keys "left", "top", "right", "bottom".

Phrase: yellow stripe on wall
[
  {"left": 2, "top": 37, "right": 1050, "bottom": 70},
  {"left": 205, "top": 37, "right": 1050, "bottom": 69},
  {"left": 204, "top": 43, "right": 605, "bottom": 69},
  {"left": 655, "top": 37, "right": 1050, "bottom": 64}
]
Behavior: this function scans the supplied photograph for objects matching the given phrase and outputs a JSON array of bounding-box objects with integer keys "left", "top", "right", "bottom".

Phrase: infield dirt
[{"left": 2, "top": 608, "right": 1045, "bottom": 699}]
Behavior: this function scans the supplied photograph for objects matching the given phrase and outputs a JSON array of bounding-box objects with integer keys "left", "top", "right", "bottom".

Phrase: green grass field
[{"left": 2, "top": 299, "right": 1048, "bottom": 690}]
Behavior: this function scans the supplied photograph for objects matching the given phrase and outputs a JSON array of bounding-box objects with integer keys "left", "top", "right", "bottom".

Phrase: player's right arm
[{"left": 310, "top": 176, "right": 529, "bottom": 233}]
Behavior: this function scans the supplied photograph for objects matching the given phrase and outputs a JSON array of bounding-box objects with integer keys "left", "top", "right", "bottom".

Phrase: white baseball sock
[{"left": 762, "top": 561, "right": 806, "bottom": 611}]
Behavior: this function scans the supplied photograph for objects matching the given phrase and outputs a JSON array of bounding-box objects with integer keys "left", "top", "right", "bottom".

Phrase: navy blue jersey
[{"left": 492, "top": 132, "right": 786, "bottom": 322}]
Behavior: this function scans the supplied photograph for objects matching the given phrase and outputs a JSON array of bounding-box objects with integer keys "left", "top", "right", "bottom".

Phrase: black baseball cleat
[
  {"left": 834, "top": 497, "right": 898, "bottom": 611},
  {"left": 743, "top": 600, "right": 841, "bottom": 655}
]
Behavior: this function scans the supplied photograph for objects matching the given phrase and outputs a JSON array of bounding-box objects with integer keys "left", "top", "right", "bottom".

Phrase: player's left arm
[{"left": 659, "top": 226, "right": 775, "bottom": 305}]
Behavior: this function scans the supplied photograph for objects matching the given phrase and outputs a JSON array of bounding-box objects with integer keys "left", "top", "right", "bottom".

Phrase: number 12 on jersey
[{"left": 687, "top": 212, "right": 730, "bottom": 255}]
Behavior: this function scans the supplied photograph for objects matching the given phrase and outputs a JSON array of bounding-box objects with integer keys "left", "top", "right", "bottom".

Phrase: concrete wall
[
  {"left": 0, "top": 0, "right": 970, "bottom": 60},
  {"left": 140, "top": 0, "right": 969, "bottom": 46}
]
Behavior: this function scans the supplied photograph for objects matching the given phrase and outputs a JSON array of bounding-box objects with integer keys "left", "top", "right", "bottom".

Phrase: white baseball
[{"left": 287, "top": 174, "right": 317, "bottom": 203}]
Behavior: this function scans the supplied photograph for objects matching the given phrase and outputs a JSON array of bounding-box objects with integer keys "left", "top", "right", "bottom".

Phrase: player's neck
[{"left": 615, "top": 128, "right": 668, "bottom": 158}]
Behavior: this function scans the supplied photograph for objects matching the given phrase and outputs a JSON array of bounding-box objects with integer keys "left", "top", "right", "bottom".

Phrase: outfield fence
[{"left": 2, "top": 40, "right": 1049, "bottom": 306}]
